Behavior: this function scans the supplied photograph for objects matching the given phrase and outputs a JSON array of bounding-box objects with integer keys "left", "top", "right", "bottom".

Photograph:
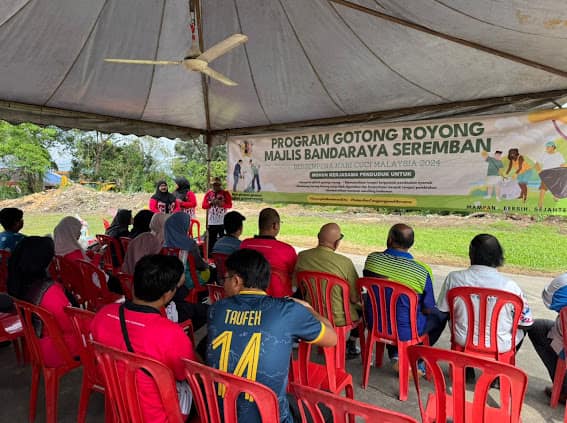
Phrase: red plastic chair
[
  {"left": 161, "top": 247, "right": 208, "bottom": 303},
  {"left": 207, "top": 284, "right": 225, "bottom": 304},
  {"left": 550, "top": 307, "right": 567, "bottom": 416},
  {"left": 92, "top": 341, "right": 185, "bottom": 423},
  {"left": 290, "top": 341, "right": 354, "bottom": 400},
  {"left": 64, "top": 307, "right": 112, "bottom": 423},
  {"left": 297, "top": 271, "right": 364, "bottom": 368},
  {"left": 56, "top": 256, "right": 87, "bottom": 307},
  {"left": 407, "top": 345, "right": 528, "bottom": 423},
  {"left": 0, "top": 311, "right": 26, "bottom": 365},
  {"left": 102, "top": 218, "right": 111, "bottom": 231},
  {"left": 183, "top": 358, "right": 280, "bottom": 423},
  {"left": 446, "top": 287, "right": 523, "bottom": 365},
  {"left": 0, "top": 249, "right": 10, "bottom": 292},
  {"left": 290, "top": 382, "right": 418, "bottom": 423},
  {"left": 119, "top": 237, "right": 131, "bottom": 255},
  {"left": 96, "top": 234, "right": 124, "bottom": 273},
  {"left": 212, "top": 252, "right": 229, "bottom": 280},
  {"left": 357, "top": 277, "right": 429, "bottom": 401},
  {"left": 77, "top": 259, "right": 122, "bottom": 311},
  {"left": 14, "top": 299, "right": 81, "bottom": 423},
  {"left": 117, "top": 272, "right": 134, "bottom": 300}
]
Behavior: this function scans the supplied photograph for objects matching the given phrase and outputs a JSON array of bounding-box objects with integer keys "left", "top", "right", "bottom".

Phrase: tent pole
[
  {"left": 329, "top": 0, "right": 567, "bottom": 79},
  {"left": 204, "top": 132, "right": 212, "bottom": 259}
]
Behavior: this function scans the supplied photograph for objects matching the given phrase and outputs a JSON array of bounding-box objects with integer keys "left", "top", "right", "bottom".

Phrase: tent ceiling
[{"left": 1, "top": 0, "right": 567, "bottom": 138}]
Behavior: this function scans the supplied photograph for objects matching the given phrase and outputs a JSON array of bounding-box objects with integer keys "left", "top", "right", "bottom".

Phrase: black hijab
[
  {"left": 151, "top": 180, "right": 177, "bottom": 212},
  {"left": 8, "top": 236, "right": 55, "bottom": 301},
  {"left": 129, "top": 209, "right": 155, "bottom": 238},
  {"left": 106, "top": 209, "right": 132, "bottom": 238},
  {"left": 173, "top": 177, "right": 191, "bottom": 200}
]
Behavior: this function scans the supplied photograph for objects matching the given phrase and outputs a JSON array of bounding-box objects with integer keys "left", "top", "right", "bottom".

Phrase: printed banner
[{"left": 227, "top": 110, "right": 567, "bottom": 215}]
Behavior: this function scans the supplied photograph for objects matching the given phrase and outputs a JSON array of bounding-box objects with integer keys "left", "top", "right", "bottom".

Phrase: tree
[
  {"left": 173, "top": 137, "right": 227, "bottom": 192},
  {"left": 0, "top": 121, "right": 54, "bottom": 192}
]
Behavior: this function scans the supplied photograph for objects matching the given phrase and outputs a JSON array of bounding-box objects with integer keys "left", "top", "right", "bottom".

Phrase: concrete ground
[{"left": 0, "top": 254, "right": 564, "bottom": 422}]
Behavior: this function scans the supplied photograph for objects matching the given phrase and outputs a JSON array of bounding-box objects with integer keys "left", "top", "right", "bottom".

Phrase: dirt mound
[{"left": 0, "top": 184, "right": 150, "bottom": 214}]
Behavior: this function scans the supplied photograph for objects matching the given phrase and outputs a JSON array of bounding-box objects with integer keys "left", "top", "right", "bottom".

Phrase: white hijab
[{"left": 53, "top": 216, "right": 86, "bottom": 257}]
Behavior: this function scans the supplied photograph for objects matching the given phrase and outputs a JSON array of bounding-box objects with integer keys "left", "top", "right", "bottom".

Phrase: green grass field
[{"left": 21, "top": 210, "right": 567, "bottom": 275}]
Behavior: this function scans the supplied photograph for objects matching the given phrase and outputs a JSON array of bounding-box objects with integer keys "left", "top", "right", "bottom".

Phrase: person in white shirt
[
  {"left": 437, "top": 234, "right": 533, "bottom": 355},
  {"left": 536, "top": 141, "right": 566, "bottom": 209}
]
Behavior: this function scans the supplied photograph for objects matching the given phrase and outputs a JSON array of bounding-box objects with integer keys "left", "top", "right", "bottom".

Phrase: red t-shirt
[
  {"left": 240, "top": 236, "right": 297, "bottom": 297},
  {"left": 91, "top": 302, "right": 196, "bottom": 423},
  {"left": 39, "top": 283, "right": 80, "bottom": 367}
]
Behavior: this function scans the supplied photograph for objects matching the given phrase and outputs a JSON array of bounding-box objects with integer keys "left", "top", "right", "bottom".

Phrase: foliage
[
  {"left": 0, "top": 121, "right": 55, "bottom": 192},
  {"left": 172, "top": 137, "right": 227, "bottom": 192}
]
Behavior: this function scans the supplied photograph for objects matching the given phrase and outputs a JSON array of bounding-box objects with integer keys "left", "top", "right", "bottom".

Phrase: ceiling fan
[{"left": 104, "top": 1, "right": 247, "bottom": 86}]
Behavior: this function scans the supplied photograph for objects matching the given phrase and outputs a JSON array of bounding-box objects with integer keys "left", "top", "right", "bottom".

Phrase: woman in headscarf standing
[
  {"left": 149, "top": 180, "right": 178, "bottom": 214},
  {"left": 53, "top": 216, "right": 87, "bottom": 261},
  {"left": 8, "top": 236, "right": 80, "bottom": 367},
  {"left": 173, "top": 177, "right": 197, "bottom": 218}
]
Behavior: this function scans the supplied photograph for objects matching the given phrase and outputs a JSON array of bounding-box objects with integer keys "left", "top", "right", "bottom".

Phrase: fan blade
[
  {"left": 197, "top": 34, "right": 248, "bottom": 63},
  {"left": 104, "top": 59, "right": 182, "bottom": 66},
  {"left": 199, "top": 66, "right": 238, "bottom": 86}
]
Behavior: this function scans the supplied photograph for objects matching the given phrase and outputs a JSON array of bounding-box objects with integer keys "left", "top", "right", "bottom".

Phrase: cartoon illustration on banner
[{"left": 228, "top": 110, "right": 567, "bottom": 215}]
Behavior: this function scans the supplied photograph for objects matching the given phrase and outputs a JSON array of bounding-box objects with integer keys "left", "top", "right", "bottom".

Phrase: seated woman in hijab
[
  {"left": 128, "top": 210, "right": 154, "bottom": 239},
  {"left": 173, "top": 177, "right": 197, "bottom": 218},
  {"left": 149, "top": 180, "right": 178, "bottom": 214},
  {"left": 105, "top": 209, "right": 132, "bottom": 239},
  {"left": 121, "top": 232, "right": 162, "bottom": 275},
  {"left": 149, "top": 212, "right": 169, "bottom": 246},
  {"left": 53, "top": 216, "right": 87, "bottom": 261},
  {"left": 164, "top": 212, "right": 210, "bottom": 328},
  {"left": 8, "top": 236, "right": 80, "bottom": 367}
]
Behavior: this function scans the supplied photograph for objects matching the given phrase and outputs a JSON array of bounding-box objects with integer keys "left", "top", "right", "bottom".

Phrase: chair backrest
[
  {"left": 357, "top": 277, "right": 421, "bottom": 343},
  {"left": 447, "top": 287, "right": 523, "bottom": 360},
  {"left": 96, "top": 234, "right": 124, "bottom": 270},
  {"left": 57, "top": 256, "right": 87, "bottom": 306},
  {"left": 77, "top": 259, "right": 118, "bottom": 311},
  {"left": 119, "top": 237, "right": 131, "bottom": 255},
  {"left": 212, "top": 252, "right": 229, "bottom": 279},
  {"left": 293, "top": 341, "right": 342, "bottom": 393},
  {"left": 92, "top": 341, "right": 184, "bottom": 423},
  {"left": 64, "top": 307, "right": 100, "bottom": 386},
  {"left": 14, "top": 298, "right": 77, "bottom": 368},
  {"left": 407, "top": 345, "right": 527, "bottom": 423},
  {"left": 207, "top": 284, "right": 225, "bottom": 304},
  {"left": 290, "top": 382, "right": 418, "bottom": 423},
  {"left": 0, "top": 249, "right": 10, "bottom": 292},
  {"left": 189, "top": 218, "right": 201, "bottom": 240},
  {"left": 183, "top": 359, "right": 280, "bottom": 423},
  {"left": 160, "top": 246, "right": 181, "bottom": 257},
  {"left": 561, "top": 307, "right": 567, "bottom": 353},
  {"left": 297, "top": 271, "right": 356, "bottom": 327},
  {"left": 117, "top": 272, "right": 134, "bottom": 300}
]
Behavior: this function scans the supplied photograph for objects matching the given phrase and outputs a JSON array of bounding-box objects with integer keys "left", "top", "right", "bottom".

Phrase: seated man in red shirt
[
  {"left": 240, "top": 208, "right": 297, "bottom": 297},
  {"left": 91, "top": 254, "right": 196, "bottom": 422}
]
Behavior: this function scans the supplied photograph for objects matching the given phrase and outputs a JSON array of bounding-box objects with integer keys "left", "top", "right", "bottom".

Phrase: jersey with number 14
[{"left": 206, "top": 291, "right": 325, "bottom": 423}]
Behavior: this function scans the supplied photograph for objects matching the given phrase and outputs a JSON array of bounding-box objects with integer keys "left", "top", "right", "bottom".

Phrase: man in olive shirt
[{"left": 294, "top": 222, "right": 361, "bottom": 358}]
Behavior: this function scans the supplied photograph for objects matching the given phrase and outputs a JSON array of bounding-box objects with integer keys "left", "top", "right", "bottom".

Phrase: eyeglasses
[
  {"left": 336, "top": 233, "right": 344, "bottom": 242},
  {"left": 220, "top": 273, "right": 235, "bottom": 283}
]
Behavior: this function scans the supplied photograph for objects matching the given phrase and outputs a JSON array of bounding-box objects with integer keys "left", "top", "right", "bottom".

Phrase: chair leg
[
  {"left": 346, "top": 383, "right": 355, "bottom": 423},
  {"left": 43, "top": 369, "right": 60, "bottom": 423},
  {"left": 398, "top": 344, "right": 409, "bottom": 401},
  {"left": 29, "top": 365, "right": 41, "bottom": 422},
  {"left": 77, "top": 377, "right": 92, "bottom": 423},
  {"left": 552, "top": 359, "right": 566, "bottom": 407},
  {"left": 361, "top": 338, "right": 373, "bottom": 389}
]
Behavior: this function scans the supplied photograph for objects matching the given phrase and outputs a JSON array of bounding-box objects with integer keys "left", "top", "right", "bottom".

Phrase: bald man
[
  {"left": 294, "top": 222, "right": 361, "bottom": 359},
  {"left": 363, "top": 223, "right": 444, "bottom": 373}
]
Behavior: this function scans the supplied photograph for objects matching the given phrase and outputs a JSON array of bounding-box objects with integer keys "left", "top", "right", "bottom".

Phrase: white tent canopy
[{"left": 1, "top": 0, "right": 567, "bottom": 139}]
